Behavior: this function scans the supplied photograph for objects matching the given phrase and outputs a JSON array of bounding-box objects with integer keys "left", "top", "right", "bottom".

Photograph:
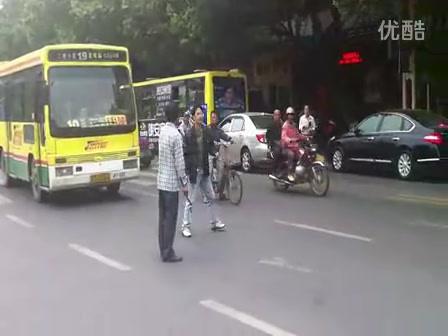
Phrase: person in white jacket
[{"left": 298, "top": 105, "right": 316, "bottom": 135}]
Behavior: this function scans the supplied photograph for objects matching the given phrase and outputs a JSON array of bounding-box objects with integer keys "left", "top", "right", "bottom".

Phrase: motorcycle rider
[
  {"left": 281, "top": 107, "right": 308, "bottom": 181},
  {"left": 266, "top": 109, "right": 283, "bottom": 179}
]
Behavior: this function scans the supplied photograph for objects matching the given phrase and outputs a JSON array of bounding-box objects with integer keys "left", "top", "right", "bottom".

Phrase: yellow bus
[
  {"left": 0, "top": 44, "right": 139, "bottom": 202},
  {"left": 134, "top": 70, "right": 248, "bottom": 148}
]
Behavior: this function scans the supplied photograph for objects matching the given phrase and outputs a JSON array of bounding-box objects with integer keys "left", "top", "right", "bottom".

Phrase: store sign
[{"left": 339, "top": 51, "right": 362, "bottom": 65}]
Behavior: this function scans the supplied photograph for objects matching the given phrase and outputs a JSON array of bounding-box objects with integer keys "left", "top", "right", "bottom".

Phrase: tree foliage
[{"left": 0, "top": 0, "right": 392, "bottom": 78}]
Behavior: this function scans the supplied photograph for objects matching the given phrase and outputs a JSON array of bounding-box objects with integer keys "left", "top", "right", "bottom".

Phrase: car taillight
[
  {"left": 256, "top": 134, "right": 266, "bottom": 143},
  {"left": 439, "top": 123, "right": 448, "bottom": 127},
  {"left": 423, "top": 132, "right": 443, "bottom": 145}
]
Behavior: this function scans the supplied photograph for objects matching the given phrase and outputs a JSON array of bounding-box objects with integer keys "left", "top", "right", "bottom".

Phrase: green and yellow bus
[{"left": 0, "top": 44, "right": 140, "bottom": 202}]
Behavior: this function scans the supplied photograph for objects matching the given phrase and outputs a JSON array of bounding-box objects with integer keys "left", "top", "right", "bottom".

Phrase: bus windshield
[
  {"left": 213, "top": 76, "right": 246, "bottom": 120},
  {"left": 48, "top": 66, "right": 136, "bottom": 137}
]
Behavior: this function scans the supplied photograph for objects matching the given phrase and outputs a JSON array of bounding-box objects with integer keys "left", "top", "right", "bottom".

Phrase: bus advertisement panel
[
  {"left": 0, "top": 44, "right": 139, "bottom": 202},
  {"left": 138, "top": 117, "right": 166, "bottom": 152}
]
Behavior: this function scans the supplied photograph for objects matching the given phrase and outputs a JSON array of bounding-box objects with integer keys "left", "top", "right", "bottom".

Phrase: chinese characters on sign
[
  {"left": 139, "top": 119, "right": 166, "bottom": 150},
  {"left": 155, "top": 84, "right": 172, "bottom": 116},
  {"left": 378, "top": 20, "right": 425, "bottom": 41},
  {"left": 339, "top": 51, "right": 362, "bottom": 65},
  {"left": 48, "top": 49, "right": 127, "bottom": 62}
]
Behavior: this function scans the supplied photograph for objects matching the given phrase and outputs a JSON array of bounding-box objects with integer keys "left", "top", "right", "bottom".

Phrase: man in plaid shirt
[{"left": 157, "top": 103, "right": 188, "bottom": 263}]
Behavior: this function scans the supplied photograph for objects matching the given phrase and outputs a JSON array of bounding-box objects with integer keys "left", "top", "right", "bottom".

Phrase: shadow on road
[
  {"left": 8, "top": 181, "right": 135, "bottom": 207},
  {"left": 46, "top": 189, "right": 135, "bottom": 207},
  {"left": 346, "top": 167, "right": 448, "bottom": 184}
]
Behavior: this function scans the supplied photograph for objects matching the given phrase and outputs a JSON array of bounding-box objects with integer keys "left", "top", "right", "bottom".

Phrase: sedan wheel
[
  {"left": 331, "top": 148, "right": 344, "bottom": 172},
  {"left": 397, "top": 152, "right": 413, "bottom": 180},
  {"left": 240, "top": 149, "right": 252, "bottom": 173}
]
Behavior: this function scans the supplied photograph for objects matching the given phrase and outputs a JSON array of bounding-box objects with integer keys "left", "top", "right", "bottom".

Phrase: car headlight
[{"left": 55, "top": 166, "right": 73, "bottom": 177}]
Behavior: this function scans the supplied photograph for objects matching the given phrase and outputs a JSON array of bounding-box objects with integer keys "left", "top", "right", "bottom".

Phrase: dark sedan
[{"left": 328, "top": 109, "right": 448, "bottom": 180}]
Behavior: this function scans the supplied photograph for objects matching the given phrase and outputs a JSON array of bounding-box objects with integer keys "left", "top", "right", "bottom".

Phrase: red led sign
[{"left": 339, "top": 51, "right": 362, "bottom": 65}]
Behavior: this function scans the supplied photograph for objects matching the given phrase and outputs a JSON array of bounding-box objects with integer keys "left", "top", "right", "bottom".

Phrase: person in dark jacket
[
  {"left": 266, "top": 109, "right": 283, "bottom": 177},
  {"left": 181, "top": 105, "right": 225, "bottom": 238}
]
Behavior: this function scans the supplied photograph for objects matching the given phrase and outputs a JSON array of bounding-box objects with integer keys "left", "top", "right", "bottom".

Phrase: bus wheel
[
  {"left": 30, "top": 159, "right": 48, "bottom": 203},
  {"left": 106, "top": 183, "right": 121, "bottom": 195},
  {"left": 0, "top": 150, "right": 13, "bottom": 188}
]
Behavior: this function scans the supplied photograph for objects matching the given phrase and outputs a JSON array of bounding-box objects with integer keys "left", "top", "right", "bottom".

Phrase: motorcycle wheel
[{"left": 309, "top": 163, "right": 330, "bottom": 197}]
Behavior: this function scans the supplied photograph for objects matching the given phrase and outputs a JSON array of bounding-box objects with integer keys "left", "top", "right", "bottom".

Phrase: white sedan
[{"left": 218, "top": 112, "right": 272, "bottom": 172}]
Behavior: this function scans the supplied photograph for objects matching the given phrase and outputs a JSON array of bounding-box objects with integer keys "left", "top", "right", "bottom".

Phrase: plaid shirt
[{"left": 157, "top": 122, "right": 188, "bottom": 192}]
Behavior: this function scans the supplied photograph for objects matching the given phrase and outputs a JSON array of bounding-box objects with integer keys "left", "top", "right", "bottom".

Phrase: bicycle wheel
[{"left": 227, "top": 170, "right": 243, "bottom": 205}]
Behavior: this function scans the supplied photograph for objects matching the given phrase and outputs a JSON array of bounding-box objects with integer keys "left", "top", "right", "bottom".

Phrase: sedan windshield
[{"left": 49, "top": 66, "right": 136, "bottom": 137}]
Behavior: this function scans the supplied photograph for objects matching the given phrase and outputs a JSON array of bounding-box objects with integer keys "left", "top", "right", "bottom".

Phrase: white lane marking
[
  {"left": 0, "top": 194, "right": 12, "bottom": 205},
  {"left": 410, "top": 220, "right": 448, "bottom": 230},
  {"left": 127, "top": 179, "right": 156, "bottom": 186},
  {"left": 68, "top": 243, "right": 132, "bottom": 271},
  {"left": 275, "top": 219, "right": 372, "bottom": 242},
  {"left": 139, "top": 170, "right": 158, "bottom": 178},
  {"left": 5, "top": 214, "right": 35, "bottom": 228},
  {"left": 259, "top": 257, "right": 312, "bottom": 273},
  {"left": 200, "top": 299, "right": 297, "bottom": 336}
]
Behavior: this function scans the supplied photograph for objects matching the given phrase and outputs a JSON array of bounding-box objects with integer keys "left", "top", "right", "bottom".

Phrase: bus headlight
[
  {"left": 123, "top": 159, "right": 138, "bottom": 169},
  {"left": 55, "top": 166, "right": 73, "bottom": 177}
]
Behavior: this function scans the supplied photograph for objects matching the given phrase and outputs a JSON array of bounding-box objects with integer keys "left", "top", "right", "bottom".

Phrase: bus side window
[
  {"left": 24, "top": 79, "right": 36, "bottom": 123},
  {"left": 0, "top": 82, "right": 5, "bottom": 122},
  {"left": 186, "top": 77, "right": 205, "bottom": 106},
  {"left": 134, "top": 86, "right": 144, "bottom": 119},
  {"left": 10, "top": 80, "right": 25, "bottom": 122},
  {"left": 171, "top": 80, "right": 187, "bottom": 113},
  {"left": 142, "top": 86, "right": 156, "bottom": 119}
]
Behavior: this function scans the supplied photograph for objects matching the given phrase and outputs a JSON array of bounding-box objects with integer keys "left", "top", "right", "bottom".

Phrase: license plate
[
  {"left": 90, "top": 173, "right": 111, "bottom": 184},
  {"left": 112, "top": 172, "right": 125, "bottom": 180},
  {"left": 316, "top": 154, "right": 324, "bottom": 162}
]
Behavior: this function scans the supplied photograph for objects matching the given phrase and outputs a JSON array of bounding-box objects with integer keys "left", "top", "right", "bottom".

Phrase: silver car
[{"left": 219, "top": 112, "right": 272, "bottom": 172}]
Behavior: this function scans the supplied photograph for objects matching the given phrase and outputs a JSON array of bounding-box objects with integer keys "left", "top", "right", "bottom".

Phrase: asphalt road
[{"left": 0, "top": 163, "right": 447, "bottom": 336}]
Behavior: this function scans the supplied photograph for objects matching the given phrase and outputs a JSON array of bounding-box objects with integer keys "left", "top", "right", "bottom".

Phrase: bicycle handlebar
[{"left": 214, "top": 140, "right": 233, "bottom": 148}]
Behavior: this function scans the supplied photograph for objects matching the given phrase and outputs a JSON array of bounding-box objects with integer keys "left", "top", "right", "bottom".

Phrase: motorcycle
[{"left": 268, "top": 139, "right": 330, "bottom": 197}]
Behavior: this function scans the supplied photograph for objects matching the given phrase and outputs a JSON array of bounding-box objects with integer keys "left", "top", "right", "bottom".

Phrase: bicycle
[{"left": 211, "top": 140, "right": 243, "bottom": 205}]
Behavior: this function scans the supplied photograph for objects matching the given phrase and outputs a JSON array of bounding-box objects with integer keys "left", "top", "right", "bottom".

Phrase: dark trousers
[
  {"left": 271, "top": 144, "right": 282, "bottom": 174},
  {"left": 158, "top": 190, "right": 179, "bottom": 260}
]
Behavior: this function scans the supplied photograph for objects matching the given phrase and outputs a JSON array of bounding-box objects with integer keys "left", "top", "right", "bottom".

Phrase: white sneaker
[
  {"left": 181, "top": 226, "right": 192, "bottom": 238},
  {"left": 211, "top": 221, "right": 226, "bottom": 231}
]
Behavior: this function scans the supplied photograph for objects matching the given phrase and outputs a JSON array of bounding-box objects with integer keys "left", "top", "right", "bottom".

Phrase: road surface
[{"left": 0, "top": 163, "right": 447, "bottom": 336}]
